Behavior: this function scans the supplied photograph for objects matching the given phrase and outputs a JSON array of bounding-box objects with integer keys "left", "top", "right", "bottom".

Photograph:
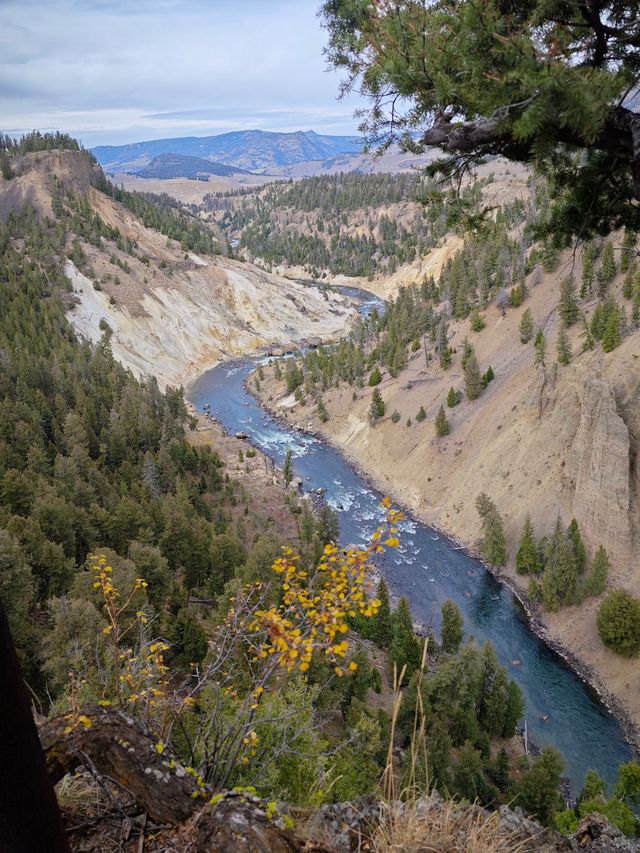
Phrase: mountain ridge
[
  {"left": 92, "top": 129, "right": 363, "bottom": 175},
  {"left": 135, "top": 152, "right": 252, "bottom": 179}
]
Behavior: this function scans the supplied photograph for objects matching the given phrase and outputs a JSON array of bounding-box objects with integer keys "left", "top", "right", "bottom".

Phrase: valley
[
  {"left": 4, "top": 0, "right": 640, "bottom": 849},
  {"left": 2, "top": 128, "right": 640, "bottom": 851}
]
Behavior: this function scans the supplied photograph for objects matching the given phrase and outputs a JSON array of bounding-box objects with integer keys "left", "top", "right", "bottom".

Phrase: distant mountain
[
  {"left": 92, "top": 130, "right": 363, "bottom": 175},
  {"left": 134, "top": 153, "right": 250, "bottom": 179}
]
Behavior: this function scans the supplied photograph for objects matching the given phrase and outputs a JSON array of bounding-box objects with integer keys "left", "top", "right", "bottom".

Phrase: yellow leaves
[
  {"left": 102, "top": 625, "right": 113, "bottom": 635},
  {"left": 251, "top": 501, "right": 401, "bottom": 677},
  {"left": 155, "top": 741, "right": 165, "bottom": 754}
]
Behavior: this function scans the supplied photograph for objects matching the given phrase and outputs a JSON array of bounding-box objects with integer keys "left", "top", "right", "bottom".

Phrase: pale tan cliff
[{"left": 0, "top": 150, "right": 356, "bottom": 389}]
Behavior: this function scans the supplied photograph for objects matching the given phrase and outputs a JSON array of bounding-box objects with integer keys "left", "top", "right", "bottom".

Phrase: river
[{"left": 188, "top": 288, "right": 634, "bottom": 792}]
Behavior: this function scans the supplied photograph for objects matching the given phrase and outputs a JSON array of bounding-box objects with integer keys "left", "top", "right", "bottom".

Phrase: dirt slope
[{"left": 0, "top": 150, "right": 356, "bottom": 388}]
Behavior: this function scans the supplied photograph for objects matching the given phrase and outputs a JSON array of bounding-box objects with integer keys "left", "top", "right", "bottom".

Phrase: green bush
[
  {"left": 597, "top": 590, "right": 640, "bottom": 656},
  {"left": 368, "top": 367, "right": 382, "bottom": 386}
]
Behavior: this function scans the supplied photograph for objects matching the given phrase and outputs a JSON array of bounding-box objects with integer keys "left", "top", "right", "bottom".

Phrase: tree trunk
[
  {"left": 40, "top": 705, "right": 205, "bottom": 824},
  {"left": 0, "top": 603, "right": 70, "bottom": 853}
]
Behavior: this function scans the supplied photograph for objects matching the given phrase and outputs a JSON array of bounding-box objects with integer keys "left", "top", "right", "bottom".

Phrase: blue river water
[{"left": 188, "top": 289, "right": 634, "bottom": 792}]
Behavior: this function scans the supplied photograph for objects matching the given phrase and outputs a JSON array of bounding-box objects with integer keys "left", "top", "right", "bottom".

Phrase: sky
[{"left": 0, "top": 0, "right": 364, "bottom": 147}]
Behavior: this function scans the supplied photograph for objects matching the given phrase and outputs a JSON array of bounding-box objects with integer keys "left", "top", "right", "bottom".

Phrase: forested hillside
[
  {"left": 204, "top": 166, "right": 529, "bottom": 288},
  {"left": 207, "top": 171, "right": 482, "bottom": 279}
]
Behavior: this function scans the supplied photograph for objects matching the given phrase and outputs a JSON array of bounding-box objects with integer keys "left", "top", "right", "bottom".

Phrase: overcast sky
[{"left": 0, "top": 0, "right": 363, "bottom": 147}]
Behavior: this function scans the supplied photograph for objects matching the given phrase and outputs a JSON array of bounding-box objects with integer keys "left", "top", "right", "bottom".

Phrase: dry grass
[
  {"left": 56, "top": 771, "right": 106, "bottom": 817},
  {"left": 374, "top": 797, "right": 532, "bottom": 853}
]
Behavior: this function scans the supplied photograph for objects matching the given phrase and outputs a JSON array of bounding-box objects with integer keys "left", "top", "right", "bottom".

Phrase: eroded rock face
[
  {"left": 573, "top": 813, "right": 640, "bottom": 852},
  {"left": 565, "top": 374, "right": 632, "bottom": 564}
]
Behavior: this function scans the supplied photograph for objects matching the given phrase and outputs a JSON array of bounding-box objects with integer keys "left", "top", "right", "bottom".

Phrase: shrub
[
  {"left": 368, "top": 367, "right": 382, "bottom": 386},
  {"left": 597, "top": 590, "right": 640, "bottom": 656}
]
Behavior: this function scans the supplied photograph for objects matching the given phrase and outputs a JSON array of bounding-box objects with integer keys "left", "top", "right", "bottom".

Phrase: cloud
[{"left": 0, "top": 0, "right": 363, "bottom": 145}]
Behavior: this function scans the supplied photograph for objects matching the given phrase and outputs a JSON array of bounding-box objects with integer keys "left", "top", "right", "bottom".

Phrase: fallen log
[
  {"left": 40, "top": 705, "right": 201, "bottom": 825},
  {"left": 39, "top": 705, "right": 331, "bottom": 852}
]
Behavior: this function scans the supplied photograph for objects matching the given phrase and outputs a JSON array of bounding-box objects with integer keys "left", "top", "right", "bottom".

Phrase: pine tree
[
  {"left": 481, "top": 365, "right": 495, "bottom": 387},
  {"left": 478, "top": 642, "right": 509, "bottom": 737},
  {"left": 461, "top": 338, "right": 474, "bottom": 369},
  {"left": 283, "top": 449, "right": 294, "bottom": 486},
  {"left": 516, "top": 515, "right": 540, "bottom": 575},
  {"left": 416, "top": 405, "right": 427, "bottom": 422},
  {"left": 556, "top": 326, "right": 572, "bottom": 365},
  {"left": 598, "top": 242, "right": 616, "bottom": 295},
  {"left": 516, "top": 748, "right": 565, "bottom": 826},
  {"left": 623, "top": 268, "right": 636, "bottom": 299},
  {"left": 464, "top": 355, "right": 483, "bottom": 401},
  {"left": 452, "top": 742, "right": 494, "bottom": 805},
  {"left": 427, "top": 719, "right": 452, "bottom": 791},
  {"left": 435, "top": 405, "right": 450, "bottom": 436},
  {"left": 541, "top": 517, "right": 578, "bottom": 611},
  {"left": 322, "top": 2, "right": 640, "bottom": 241},
  {"left": 567, "top": 519, "right": 587, "bottom": 574},
  {"left": 0, "top": 152, "right": 13, "bottom": 180},
  {"left": 371, "top": 577, "right": 393, "bottom": 648},
  {"left": 584, "top": 545, "right": 610, "bottom": 597},
  {"left": 440, "top": 599, "right": 464, "bottom": 654},
  {"left": 436, "top": 319, "right": 451, "bottom": 368},
  {"left": 503, "top": 680, "right": 525, "bottom": 738},
  {"left": 469, "top": 306, "right": 486, "bottom": 332},
  {"left": 602, "top": 307, "right": 621, "bottom": 352},
  {"left": 559, "top": 276, "right": 579, "bottom": 327},
  {"left": 475, "top": 493, "right": 506, "bottom": 567},
  {"left": 519, "top": 307, "right": 534, "bottom": 343},
  {"left": 542, "top": 239, "right": 559, "bottom": 273},
  {"left": 620, "top": 230, "right": 636, "bottom": 273},
  {"left": 534, "top": 330, "right": 546, "bottom": 367},
  {"left": 447, "top": 387, "right": 461, "bottom": 407},
  {"left": 581, "top": 244, "right": 595, "bottom": 297},
  {"left": 389, "top": 596, "right": 421, "bottom": 675},
  {"left": 368, "top": 388, "right": 385, "bottom": 423},
  {"left": 490, "top": 746, "right": 512, "bottom": 791}
]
